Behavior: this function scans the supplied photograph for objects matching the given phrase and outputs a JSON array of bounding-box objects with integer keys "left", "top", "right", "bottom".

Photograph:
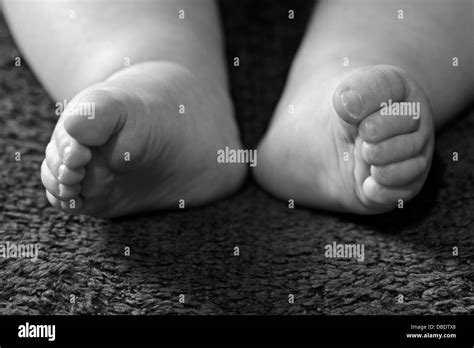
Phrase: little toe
[
  {"left": 362, "top": 176, "right": 423, "bottom": 205},
  {"left": 370, "top": 155, "right": 428, "bottom": 187}
]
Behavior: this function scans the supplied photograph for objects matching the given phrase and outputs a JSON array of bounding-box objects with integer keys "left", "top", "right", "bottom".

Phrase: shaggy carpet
[{"left": 0, "top": 0, "right": 473, "bottom": 315}]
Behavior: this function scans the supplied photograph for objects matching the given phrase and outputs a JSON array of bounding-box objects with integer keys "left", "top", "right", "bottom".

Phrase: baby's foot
[
  {"left": 41, "top": 61, "right": 246, "bottom": 217},
  {"left": 254, "top": 65, "right": 435, "bottom": 214}
]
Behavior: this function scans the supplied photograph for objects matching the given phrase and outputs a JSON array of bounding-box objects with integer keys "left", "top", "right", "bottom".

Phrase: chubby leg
[
  {"left": 254, "top": 0, "right": 473, "bottom": 214},
  {"left": 4, "top": 0, "right": 246, "bottom": 217},
  {"left": 4, "top": 0, "right": 229, "bottom": 99}
]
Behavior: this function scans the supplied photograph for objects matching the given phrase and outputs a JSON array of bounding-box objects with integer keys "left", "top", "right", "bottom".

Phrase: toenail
[
  {"left": 341, "top": 89, "right": 364, "bottom": 119},
  {"left": 58, "top": 164, "right": 66, "bottom": 180}
]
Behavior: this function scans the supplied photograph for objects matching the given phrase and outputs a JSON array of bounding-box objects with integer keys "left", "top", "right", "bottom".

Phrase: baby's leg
[
  {"left": 4, "top": 0, "right": 228, "bottom": 100},
  {"left": 4, "top": 0, "right": 246, "bottom": 217},
  {"left": 254, "top": 0, "right": 473, "bottom": 214},
  {"left": 290, "top": 0, "right": 473, "bottom": 128}
]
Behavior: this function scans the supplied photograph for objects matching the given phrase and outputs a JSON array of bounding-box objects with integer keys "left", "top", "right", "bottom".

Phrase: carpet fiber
[{"left": 0, "top": 0, "right": 473, "bottom": 315}]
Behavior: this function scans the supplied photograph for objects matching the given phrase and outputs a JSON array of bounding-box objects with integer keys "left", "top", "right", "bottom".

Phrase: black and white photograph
[{"left": 0, "top": 0, "right": 473, "bottom": 346}]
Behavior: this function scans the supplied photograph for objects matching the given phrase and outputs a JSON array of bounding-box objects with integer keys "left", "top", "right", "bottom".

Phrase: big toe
[
  {"left": 332, "top": 65, "right": 409, "bottom": 126},
  {"left": 63, "top": 87, "right": 127, "bottom": 147}
]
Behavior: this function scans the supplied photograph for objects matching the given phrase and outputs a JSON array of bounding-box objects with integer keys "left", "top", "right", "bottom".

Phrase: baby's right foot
[{"left": 41, "top": 61, "right": 246, "bottom": 217}]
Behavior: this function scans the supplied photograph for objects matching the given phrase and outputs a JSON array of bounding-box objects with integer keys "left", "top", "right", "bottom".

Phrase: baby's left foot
[
  {"left": 40, "top": 62, "right": 246, "bottom": 218},
  {"left": 254, "top": 65, "right": 435, "bottom": 214}
]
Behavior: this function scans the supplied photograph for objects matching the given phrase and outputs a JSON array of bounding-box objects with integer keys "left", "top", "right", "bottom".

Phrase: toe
[
  {"left": 361, "top": 131, "right": 427, "bottom": 166},
  {"left": 41, "top": 160, "right": 81, "bottom": 200},
  {"left": 362, "top": 176, "right": 423, "bottom": 205},
  {"left": 54, "top": 123, "right": 92, "bottom": 169},
  {"left": 41, "top": 159, "right": 60, "bottom": 196},
  {"left": 45, "top": 142, "right": 62, "bottom": 178},
  {"left": 333, "top": 65, "right": 408, "bottom": 125},
  {"left": 45, "top": 190, "right": 61, "bottom": 210},
  {"left": 53, "top": 121, "right": 72, "bottom": 157},
  {"left": 359, "top": 110, "right": 420, "bottom": 143},
  {"left": 63, "top": 88, "right": 126, "bottom": 147},
  {"left": 62, "top": 140, "right": 92, "bottom": 169},
  {"left": 46, "top": 139, "right": 88, "bottom": 180},
  {"left": 370, "top": 155, "right": 428, "bottom": 187},
  {"left": 58, "top": 164, "right": 86, "bottom": 185},
  {"left": 57, "top": 183, "right": 82, "bottom": 201}
]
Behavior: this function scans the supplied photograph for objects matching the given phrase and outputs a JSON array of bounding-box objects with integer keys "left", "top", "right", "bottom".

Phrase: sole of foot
[
  {"left": 254, "top": 64, "right": 435, "bottom": 214},
  {"left": 41, "top": 61, "right": 247, "bottom": 218}
]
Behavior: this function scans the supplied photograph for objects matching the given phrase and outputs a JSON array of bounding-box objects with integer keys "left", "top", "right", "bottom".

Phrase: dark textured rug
[{"left": 0, "top": 0, "right": 473, "bottom": 315}]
